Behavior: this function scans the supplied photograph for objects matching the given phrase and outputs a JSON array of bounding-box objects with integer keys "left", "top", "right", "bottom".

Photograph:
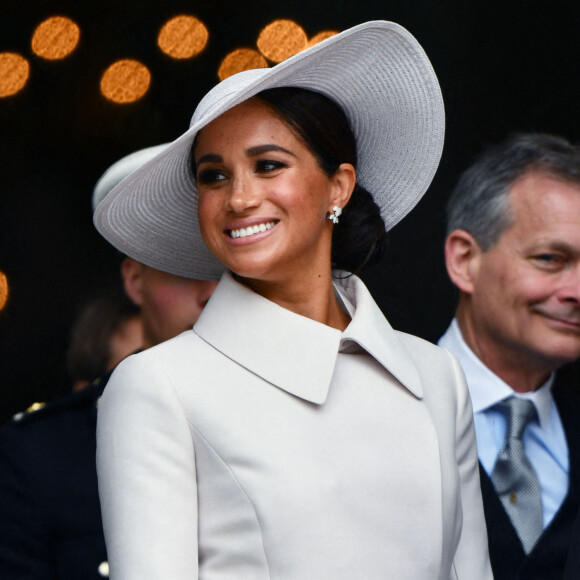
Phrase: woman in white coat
[{"left": 94, "top": 21, "right": 492, "bottom": 580}]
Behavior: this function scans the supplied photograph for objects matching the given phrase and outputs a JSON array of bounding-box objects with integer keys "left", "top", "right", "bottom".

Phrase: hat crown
[{"left": 191, "top": 68, "right": 269, "bottom": 129}]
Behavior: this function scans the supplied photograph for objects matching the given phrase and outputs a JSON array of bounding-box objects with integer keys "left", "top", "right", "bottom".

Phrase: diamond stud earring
[{"left": 327, "top": 206, "right": 342, "bottom": 224}]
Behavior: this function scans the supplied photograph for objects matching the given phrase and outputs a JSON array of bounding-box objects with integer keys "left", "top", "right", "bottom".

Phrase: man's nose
[{"left": 557, "top": 264, "right": 580, "bottom": 304}]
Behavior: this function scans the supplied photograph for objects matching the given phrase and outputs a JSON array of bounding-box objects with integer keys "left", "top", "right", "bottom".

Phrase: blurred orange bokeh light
[
  {"left": 100, "top": 59, "right": 151, "bottom": 104},
  {"left": 0, "top": 53, "right": 29, "bottom": 97},
  {"left": 31, "top": 16, "right": 80, "bottom": 60}
]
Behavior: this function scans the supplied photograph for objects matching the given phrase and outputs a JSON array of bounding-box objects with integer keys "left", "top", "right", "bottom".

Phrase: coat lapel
[
  {"left": 194, "top": 272, "right": 423, "bottom": 405},
  {"left": 194, "top": 272, "right": 341, "bottom": 404},
  {"left": 335, "top": 275, "right": 423, "bottom": 399}
]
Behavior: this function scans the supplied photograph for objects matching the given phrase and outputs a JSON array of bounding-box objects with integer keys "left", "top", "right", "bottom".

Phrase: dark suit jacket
[
  {"left": 563, "top": 494, "right": 580, "bottom": 579},
  {"left": 0, "top": 379, "right": 109, "bottom": 579},
  {"left": 480, "top": 380, "right": 580, "bottom": 580}
]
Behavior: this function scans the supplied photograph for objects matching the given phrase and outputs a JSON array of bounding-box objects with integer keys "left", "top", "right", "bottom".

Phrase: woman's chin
[
  {"left": 225, "top": 262, "right": 274, "bottom": 283},
  {"left": 217, "top": 251, "right": 279, "bottom": 282}
]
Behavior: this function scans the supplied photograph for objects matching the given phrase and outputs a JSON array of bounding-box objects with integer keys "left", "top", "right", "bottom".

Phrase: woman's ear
[
  {"left": 329, "top": 163, "right": 356, "bottom": 211},
  {"left": 120, "top": 258, "right": 145, "bottom": 306},
  {"left": 444, "top": 229, "right": 482, "bottom": 295}
]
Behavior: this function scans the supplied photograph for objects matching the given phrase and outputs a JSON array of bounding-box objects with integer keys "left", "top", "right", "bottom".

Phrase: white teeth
[{"left": 229, "top": 221, "right": 275, "bottom": 238}]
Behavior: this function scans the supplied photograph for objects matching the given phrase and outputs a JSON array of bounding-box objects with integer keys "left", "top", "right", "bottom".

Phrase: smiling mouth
[
  {"left": 550, "top": 317, "right": 580, "bottom": 328},
  {"left": 541, "top": 313, "right": 580, "bottom": 329},
  {"left": 227, "top": 221, "right": 277, "bottom": 239}
]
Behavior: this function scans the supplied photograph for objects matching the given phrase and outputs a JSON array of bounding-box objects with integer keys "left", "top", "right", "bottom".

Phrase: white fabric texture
[{"left": 97, "top": 273, "right": 492, "bottom": 579}]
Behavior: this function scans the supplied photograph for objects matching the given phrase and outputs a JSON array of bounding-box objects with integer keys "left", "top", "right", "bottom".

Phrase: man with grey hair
[{"left": 439, "top": 133, "right": 580, "bottom": 579}]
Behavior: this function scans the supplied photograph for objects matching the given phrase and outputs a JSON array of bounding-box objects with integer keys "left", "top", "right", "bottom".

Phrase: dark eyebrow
[
  {"left": 544, "top": 241, "right": 578, "bottom": 254},
  {"left": 529, "top": 241, "right": 578, "bottom": 255},
  {"left": 196, "top": 144, "right": 295, "bottom": 167},
  {"left": 195, "top": 153, "right": 223, "bottom": 166},
  {"left": 246, "top": 144, "right": 296, "bottom": 157}
]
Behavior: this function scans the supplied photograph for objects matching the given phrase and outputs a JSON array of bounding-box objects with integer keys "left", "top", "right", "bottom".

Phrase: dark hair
[
  {"left": 256, "top": 87, "right": 387, "bottom": 273},
  {"left": 447, "top": 133, "right": 580, "bottom": 249},
  {"left": 66, "top": 289, "right": 140, "bottom": 386}
]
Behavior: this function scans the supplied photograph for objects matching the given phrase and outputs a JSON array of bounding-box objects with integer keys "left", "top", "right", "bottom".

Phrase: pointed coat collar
[{"left": 193, "top": 271, "right": 423, "bottom": 405}]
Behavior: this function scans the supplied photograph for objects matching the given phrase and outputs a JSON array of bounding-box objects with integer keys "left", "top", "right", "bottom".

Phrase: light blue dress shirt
[{"left": 438, "top": 319, "right": 569, "bottom": 528}]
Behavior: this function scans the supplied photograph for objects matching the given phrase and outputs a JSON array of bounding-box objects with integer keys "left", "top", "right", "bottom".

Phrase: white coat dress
[{"left": 96, "top": 271, "right": 492, "bottom": 580}]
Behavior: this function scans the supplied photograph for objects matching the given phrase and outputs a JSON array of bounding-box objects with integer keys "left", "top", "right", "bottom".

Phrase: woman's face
[{"left": 194, "top": 98, "right": 353, "bottom": 285}]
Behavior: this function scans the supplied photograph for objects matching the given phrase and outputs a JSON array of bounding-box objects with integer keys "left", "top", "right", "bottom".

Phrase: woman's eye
[
  {"left": 197, "top": 169, "right": 227, "bottom": 185},
  {"left": 255, "top": 159, "right": 285, "bottom": 173}
]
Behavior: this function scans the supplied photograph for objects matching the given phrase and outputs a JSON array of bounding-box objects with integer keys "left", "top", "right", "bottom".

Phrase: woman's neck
[{"left": 239, "top": 269, "right": 350, "bottom": 331}]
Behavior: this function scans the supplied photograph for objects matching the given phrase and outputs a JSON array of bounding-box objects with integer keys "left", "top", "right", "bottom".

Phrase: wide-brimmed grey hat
[{"left": 94, "top": 20, "right": 445, "bottom": 280}]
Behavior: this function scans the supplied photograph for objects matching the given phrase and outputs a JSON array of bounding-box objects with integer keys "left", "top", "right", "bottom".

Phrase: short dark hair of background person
[{"left": 66, "top": 288, "right": 142, "bottom": 392}]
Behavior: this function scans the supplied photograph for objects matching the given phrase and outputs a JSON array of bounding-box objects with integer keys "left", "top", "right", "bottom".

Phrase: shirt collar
[
  {"left": 194, "top": 271, "right": 423, "bottom": 405},
  {"left": 438, "top": 318, "right": 554, "bottom": 429}
]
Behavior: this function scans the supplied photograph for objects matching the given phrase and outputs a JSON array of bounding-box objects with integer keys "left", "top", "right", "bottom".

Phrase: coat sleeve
[
  {"left": 96, "top": 352, "right": 199, "bottom": 580},
  {"left": 445, "top": 350, "right": 493, "bottom": 580}
]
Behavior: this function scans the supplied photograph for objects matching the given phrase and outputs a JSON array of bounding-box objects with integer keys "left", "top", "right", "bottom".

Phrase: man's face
[
  {"left": 466, "top": 172, "right": 580, "bottom": 371},
  {"left": 122, "top": 260, "right": 218, "bottom": 348}
]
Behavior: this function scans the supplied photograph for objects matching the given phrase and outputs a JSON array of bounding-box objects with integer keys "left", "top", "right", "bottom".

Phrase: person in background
[
  {"left": 0, "top": 145, "right": 218, "bottom": 580},
  {"left": 89, "top": 145, "right": 220, "bottom": 354},
  {"left": 439, "top": 132, "right": 580, "bottom": 579},
  {"left": 95, "top": 21, "right": 492, "bottom": 579},
  {"left": 67, "top": 288, "right": 143, "bottom": 392}
]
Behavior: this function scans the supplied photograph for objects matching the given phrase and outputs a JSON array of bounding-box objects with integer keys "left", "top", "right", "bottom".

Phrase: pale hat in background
[{"left": 92, "top": 144, "right": 171, "bottom": 211}]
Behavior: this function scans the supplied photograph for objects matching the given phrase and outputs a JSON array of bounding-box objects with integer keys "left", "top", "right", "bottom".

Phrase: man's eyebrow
[
  {"left": 246, "top": 144, "right": 296, "bottom": 157},
  {"left": 529, "top": 240, "right": 578, "bottom": 254},
  {"left": 196, "top": 153, "right": 222, "bottom": 165}
]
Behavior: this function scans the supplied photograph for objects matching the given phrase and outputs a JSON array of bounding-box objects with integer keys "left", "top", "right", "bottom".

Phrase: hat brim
[{"left": 94, "top": 20, "right": 445, "bottom": 280}]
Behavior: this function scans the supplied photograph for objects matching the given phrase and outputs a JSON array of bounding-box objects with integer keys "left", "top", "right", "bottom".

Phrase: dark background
[{"left": 1, "top": 0, "right": 579, "bottom": 422}]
